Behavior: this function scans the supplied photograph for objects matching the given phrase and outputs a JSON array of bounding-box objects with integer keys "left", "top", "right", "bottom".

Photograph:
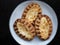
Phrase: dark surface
[{"left": 0, "top": 0, "right": 60, "bottom": 45}]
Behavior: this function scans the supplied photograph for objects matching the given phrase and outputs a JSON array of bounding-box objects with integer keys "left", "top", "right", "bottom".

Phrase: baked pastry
[
  {"left": 35, "top": 15, "right": 52, "bottom": 40},
  {"left": 13, "top": 18, "right": 35, "bottom": 40},
  {"left": 22, "top": 3, "right": 42, "bottom": 24}
]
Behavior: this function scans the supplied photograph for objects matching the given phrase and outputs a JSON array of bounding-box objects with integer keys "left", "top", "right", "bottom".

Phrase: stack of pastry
[{"left": 13, "top": 3, "right": 52, "bottom": 41}]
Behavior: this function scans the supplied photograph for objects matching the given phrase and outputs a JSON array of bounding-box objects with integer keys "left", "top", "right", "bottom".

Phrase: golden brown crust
[
  {"left": 35, "top": 14, "right": 52, "bottom": 40},
  {"left": 22, "top": 3, "right": 42, "bottom": 24},
  {"left": 13, "top": 18, "right": 36, "bottom": 41}
]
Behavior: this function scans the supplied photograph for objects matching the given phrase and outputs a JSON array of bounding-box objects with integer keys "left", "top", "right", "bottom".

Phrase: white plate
[{"left": 9, "top": 1, "right": 58, "bottom": 45}]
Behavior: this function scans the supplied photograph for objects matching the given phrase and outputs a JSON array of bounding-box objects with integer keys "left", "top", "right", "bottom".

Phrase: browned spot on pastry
[
  {"left": 36, "top": 24, "right": 39, "bottom": 27},
  {"left": 19, "top": 34, "right": 22, "bottom": 37},
  {"left": 21, "top": 19, "right": 25, "bottom": 24},
  {"left": 13, "top": 24, "right": 16, "bottom": 27},
  {"left": 14, "top": 27, "right": 17, "bottom": 30},
  {"left": 22, "top": 13, "right": 26, "bottom": 17},
  {"left": 28, "top": 25, "right": 31, "bottom": 28},
  {"left": 14, "top": 27, "right": 17, "bottom": 29},
  {"left": 26, "top": 6, "right": 30, "bottom": 10},
  {"left": 36, "top": 28, "right": 39, "bottom": 30},
  {"left": 37, "top": 32, "right": 40, "bottom": 34},
  {"left": 22, "top": 35, "right": 25, "bottom": 38},
  {"left": 37, "top": 21, "right": 40, "bottom": 24},
  {"left": 24, "top": 10, "right": 27, "bottom": 13},
  {"left": 16, "top": 30, "right": 19, "bottom": 33}
]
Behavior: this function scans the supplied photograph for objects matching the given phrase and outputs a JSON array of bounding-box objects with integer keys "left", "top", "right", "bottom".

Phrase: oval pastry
[
  {"left": 13, "top": 19, "right": 35, "bottom": 41},
  {"left": 22, "top": 3, "right": 42, "bottom": 24},
  {"left": 35, "top": 15, "right": 52, "bottom": 40}
]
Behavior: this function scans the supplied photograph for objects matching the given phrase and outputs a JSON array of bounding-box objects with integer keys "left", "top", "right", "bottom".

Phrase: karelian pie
[
  {"left": 22, "top": 3, "right": 42, "bottom": 24},
  {"left": 13, "top": 18, "right": 36, "bottom": 40},
  {"left": 35, "top": 15, "right": 52, "bottom": 40}
]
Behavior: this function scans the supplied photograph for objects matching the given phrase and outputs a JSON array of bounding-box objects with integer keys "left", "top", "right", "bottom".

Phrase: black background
[{"left": 0, "top": 0, "right": 60, "bottom": 45}]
